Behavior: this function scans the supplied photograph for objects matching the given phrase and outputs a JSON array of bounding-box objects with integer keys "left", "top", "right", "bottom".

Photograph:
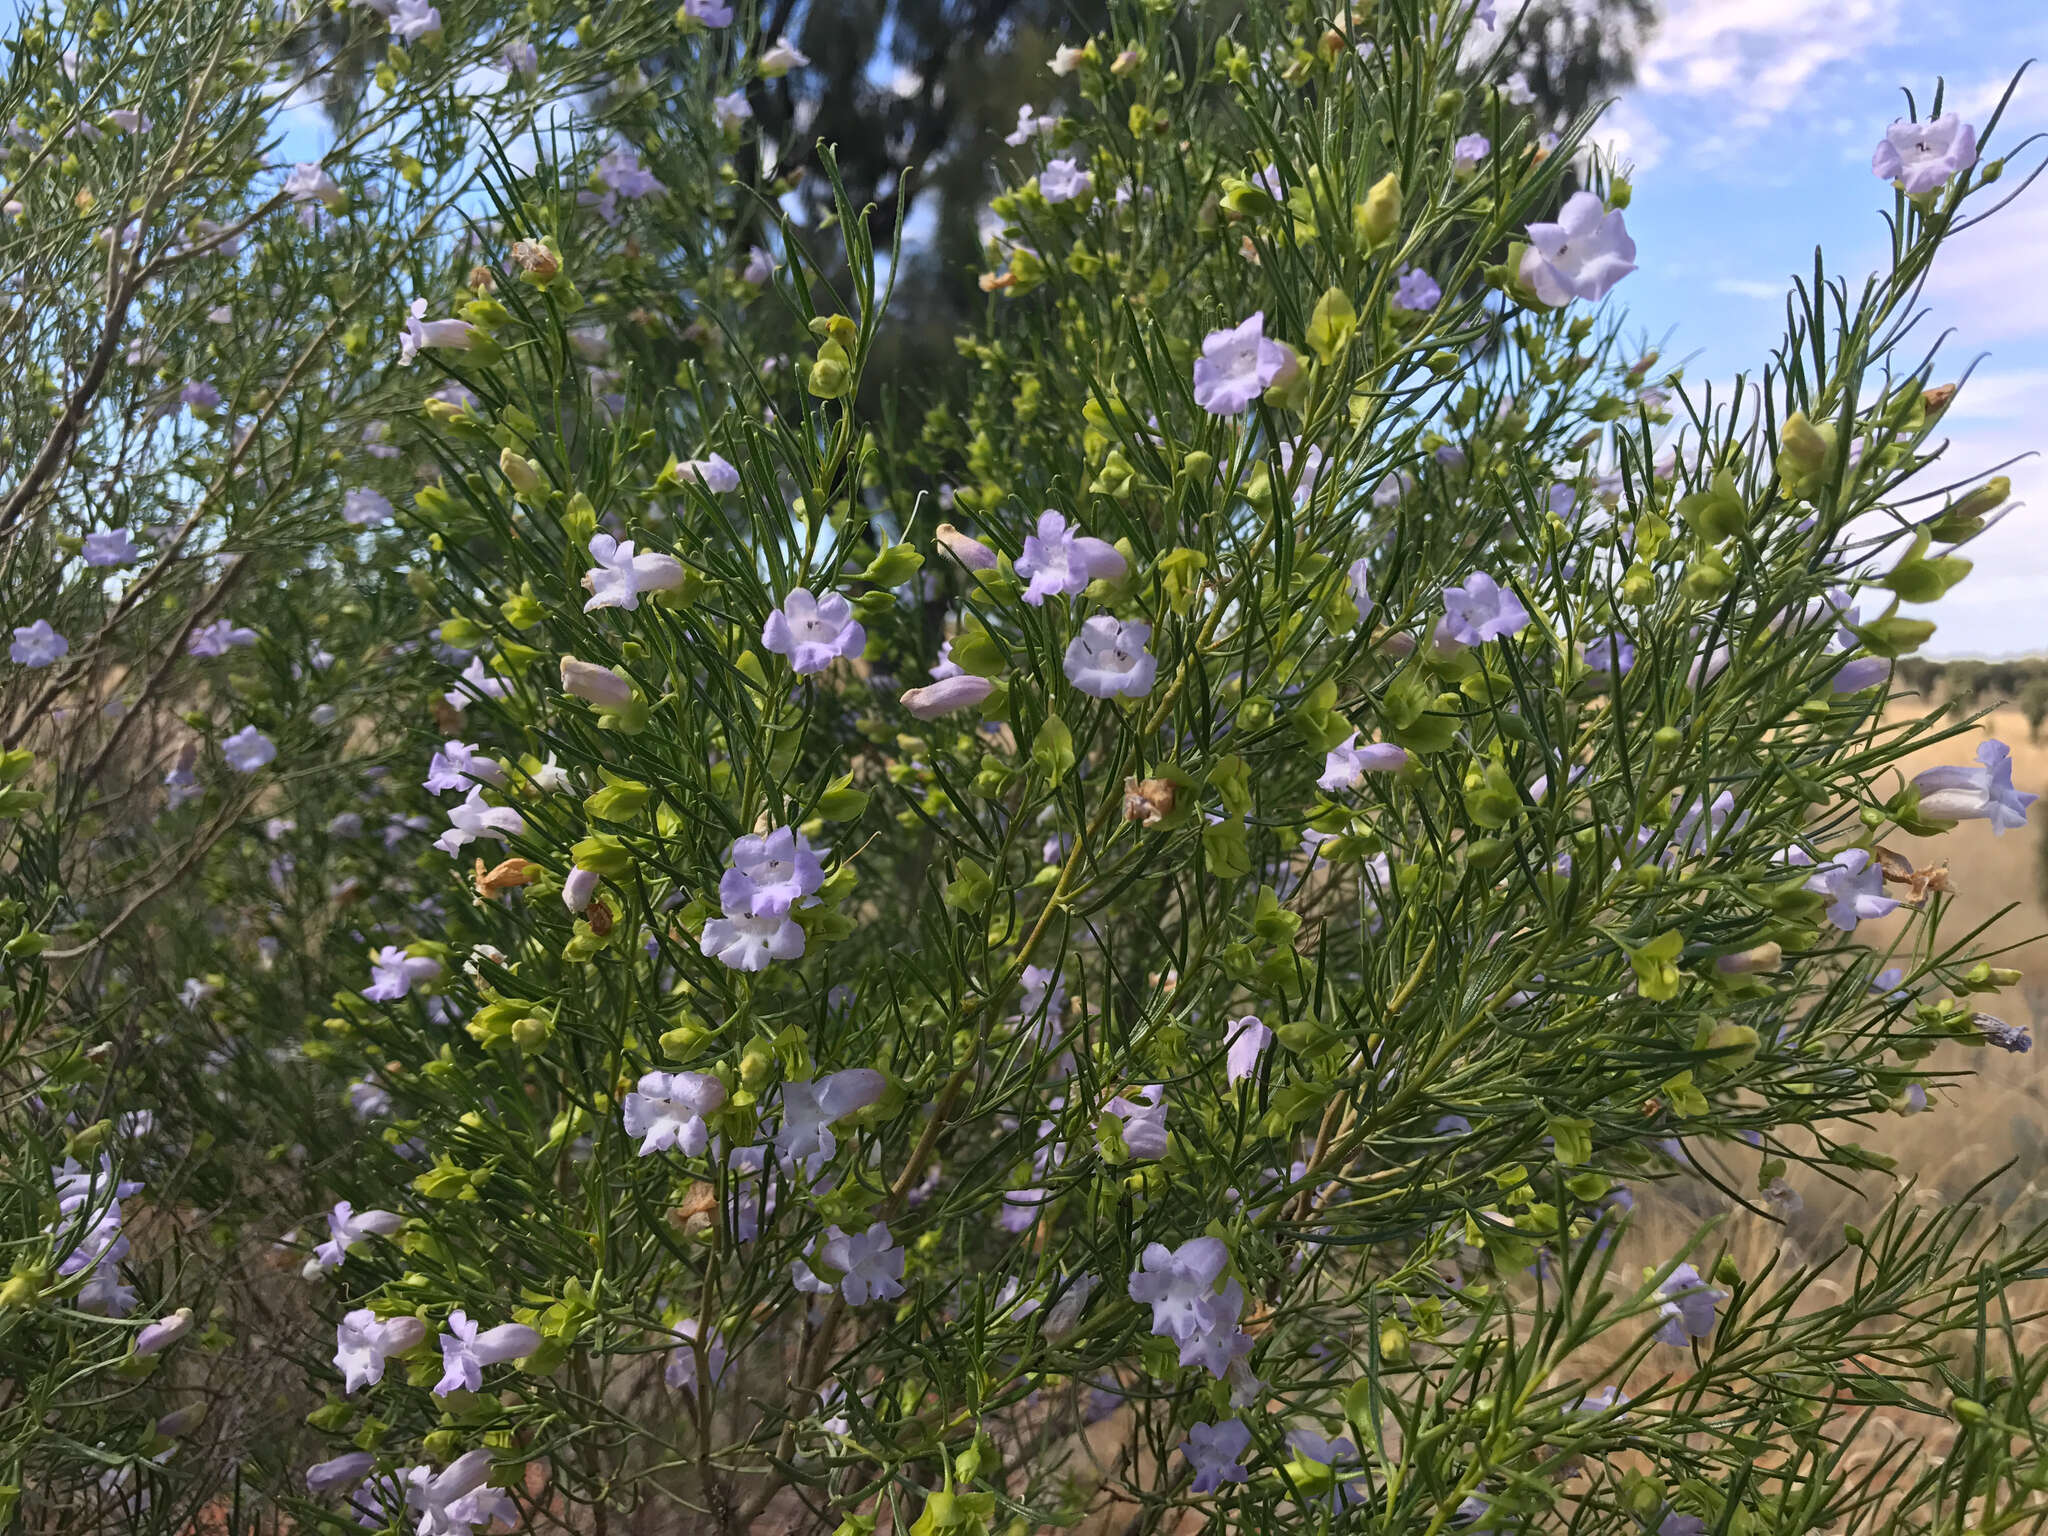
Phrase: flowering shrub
[{"left": 3, "top": 0, "right": 2047, "bottom": 1531}]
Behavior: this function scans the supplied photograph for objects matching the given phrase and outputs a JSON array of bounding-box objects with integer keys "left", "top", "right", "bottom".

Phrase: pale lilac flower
[
  {"left": 335, "top": 1309, "right": 427, "bottom": 1394},
  {"left": 1788, "top": 847, "right": 1898, "bottom": 933},
  {"left": 107, "top": 107, "right": 151, "bottom": 133},
  {"left": 1289, "top": 1429, "right": 1370, "bottom": 1506},
  {"left": 181, "top": 379, "right": 220, "bottom": 413},
  {"left": 562, "top": 867, "right": 599, "bottom": 912},
  {"left": 1977, "top": 1014, "right": 2032, "bottom": 1053},
  {"left": 435, "top": 1310, "right": 541, "bottom": 1395},
  {"left": 398, "top": 1449, "right": 514, "bottom": 1536},
  {"left": 665, "top": 1318, "right": 727, "bottom": 1394},
  {"left": 682, "top": 0, "right": 732, "bottom": 23},
  {"left": 559, "top": 656, "right": 633, "bottom": 709},
  {"left": 1193, "top": 312, "right": 1287, "bottom": 415},
  {"left": 307, "top": 1451, "right": 376, "bottom": 1495},
  {"left": 935, "top": 524, "right": 997, "bottom": 570},
  {"left": 901, "top": 675, "right": 994, "bottom": 719},
  {"left": 1393, "top": 267, "right": 1441, "bottom": 311},
  {"left": 134, "top": 1307, "right": 193, "bottom": 1356},
  {"left": 759, "top": 35, "right": 808, "bottom": 73},
  {"left": 1040, "top": 158, "right": 1093, "bottom": 204},
  {"left": 11, "top": 620, "right": 68, "bottom": 667},
  {"left": 741, "top": 245, "right": 775, "bottom": 286},
  {"left": 424, "top": 740, "right": 505, "bottom": 794},
  {"left": 1871, "top": 114, "right": 1977, "bottom": 195},
  {"left": 342, "top": 488, "right": 392, "bottom": 527},
  {"left": 221, "top": 725, "right": 276, "bottom": 772},
  {"left": 1004, "top": 104, "right": 1058, "bottom": 146},
  {"left": 1520, "top": 192, "right": 1636, "bottom": 305},
  {"left": 674, "top": 452, "right": 740, "bottom": 491},
  {"left": 434, "top": 785, "right": 526, "bottom": 856},
  {"left": 313, "top": 1201, "right": 402, "bottom": 1270},
  {"left": 362, "top": 945, "right": 442, "bottom": 1002},
  {"left": 1581, "top": 632, "right": 1636, "bottom": 676},
  {"left": 188, "top": 619, "right": 258, "bottom": 656},
  {"left": 597, "top": 145, "right": 664, "bottom": 198},
  {"left": 1911, "top": 740, "right": 2035, "bottom": 833},
  {"left": 1654, "top": 1263, "right": 1725, "bottom": 1346},
  {"left": 1128, "top": 1236, "right": 1231, "bottom": 1344},
  {"left": 284, "top": 163, "right": 344, "bottom": 208},
  {"left": 82, "top": 529, "right": 142, "bottom": 566},
  {"left": 701, "top": 912, "right": 804, "bottom": 972},
  {"left": 1319, "top": 733, "right": 1408, "bottom": 792},
  {"left": 1063, "top": 615, "right": 1157, "bottom": 698},
  {"left": 1225, "top": 1017, "right": 1272, "bottom": 1083},
  {"left": 762, "top": 587, "right": 866, "bottom": 675},
  {"left": 1346, "top": 557, "right": 1374, "bottom": 623},
  {"left": 774, "top": 1069, "right": 887, "bottom": 1175},
  {"left": 445, "top": 654, "right": 510, "bottom": 711},
  {"left": 1179, "top": 1419, "right": 1252, "bottom": 1494},
  {"left": 623, "top": 1071, "right": 727, "bottom": 1155},
  {"left": 1437, "top": 572, "right": 1530, "bottom": 647},
  {"left": 1371, "top": 472, "right": 1411, "bottom": 508},
  {"left": 398, "top": 298, "right": 478, "bottom": 365},
  {"left": 1501, "top": 71, "right": 1535, "bottom": 105},
  {"left": 1018, "top": 510, "right": 1127, "bottom": 604},
  {"left": 719, "top": 826, "right": 826, "bottom": 917},
  {"left": 349, "top": 1080, "right": 392, "bottom": 1118},
  {"left": 584, "top": 533, "right": 685, "bottom": 612},
  {"left": 1104, "top": 1084, "right": 1168, "bottom": 1159},
  {"left": 819, "top": 1221, "right": 906, "bottom": 1305},
  {"left": 389, "top": 0, "right": 441, "bottom": 40},
  {"left": 501, "top": 39, "right": 538, "bottom": 74},
  {"left": 1453, "top": 132, "right": 1490, "bottom": 170}
]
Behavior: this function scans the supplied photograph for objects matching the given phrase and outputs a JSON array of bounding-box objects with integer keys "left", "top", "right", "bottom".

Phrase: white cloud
[
  {"left": 1589, "top": 96, "right": 1670, "bottom": 173},
  {"left": 1635, "top": 0, "right": 1907, "bottom": 122},
  {"left": 1712, "top": 278, "right": 1783, "bottom": 299}
]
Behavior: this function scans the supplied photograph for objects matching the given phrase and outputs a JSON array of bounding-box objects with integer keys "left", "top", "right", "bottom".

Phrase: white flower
[
  {"left": 343, "top": 488, "right": 392, "bottom": 527},
  {"left": 284, "top": 163, "right": 344, "bottom": 209},
  {"left": 1040, "top": 158, "right": 1093, "bottom": 204},
  {"left": 622, "top": 1071, "right": 727, "bottom": 1155},
  {"left": 583, "top": 533, "right": 686, "bottom": 612},
  {"left": 700, "top": 911, "right": 805, "bottom": 971},
  {"left": 1049, "top": 44, "right": 1086, "bottom": 75},
  {"left": 1004, "top": 104, "right": 1059, "bottom": 146},
  {"left": 434, "top": 786, "right": 527, "bottom": 856},
  {"left": 713, "top": 90, "right": 751, "bottom": 130},
  {"left": 1063, "top": 615, "right": 1157, "bottom": 698},
  {"left": 759, "top": 35, "right": 809, "bottom": 74},
  {"left": 389, "top": 0, "right": 441, "bottom": 42},
  {"left": 335, "top": 1308, "right": 427, "bottom": 1394}
]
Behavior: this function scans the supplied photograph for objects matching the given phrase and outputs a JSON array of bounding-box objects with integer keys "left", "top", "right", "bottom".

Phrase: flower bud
[
  {"left": 156, "top": 1403, "right": 206, "bottom": 1438},
  {"left": 901, "top": 676, "right": 995, "bottom": 720},
  {"left": 560, "top": 657, "right": 634, "bottom": 710},
  {"left": 135, "top": 1307, "right": 194, "bottom": 1356},
  {"left": 1354, "top": 172, "right": 1400, "bottom": 248},
  {"left": 380, "top": 1315, "right": 427, "bottom": 1353},
  {"left": 563, "top": 866, "right": 600, "bottom": 912},
  {"left": 499, "top": 447, "right": 542, "bottom": 494},
  {"left": 934, "top": 523, "right": 997, "bottom": 571},
  {"left": 1713, "top": 943, "right": 1782, "bottom": 976}
]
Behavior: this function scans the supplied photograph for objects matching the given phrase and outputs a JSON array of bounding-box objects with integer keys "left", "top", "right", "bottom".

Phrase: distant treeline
[{"left": 1899, "top": 658, "right": 2048, "bottom": 737}]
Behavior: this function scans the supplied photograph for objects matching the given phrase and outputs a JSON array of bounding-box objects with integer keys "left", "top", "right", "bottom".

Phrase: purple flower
[
  {"left": 1911, "top": 740, "right": 2035, "bottom": 834},
  {"left": 181, "top": 379, "right": 220, "bottom": 413},
  {"left": 1786, "top": 846, "right": 1898, "bottom": 933},
  {"left": 1453, "top": 132, "right": 1490, "bottom": 170},
  {"left": 1040, "top": 158, "right": 1094, "bottom": 204},
  {"left": 1519, "top": 192, "right": 1636, "bottom": 306},
  {"left": 773, "top": 1069, "right": 887, "bottom": 1175},
  {"left": 1319, "top": 732, "right": 1408, "bottom": 792},
  {"left": 665, "top": 1318, "right": 727, "bottom": 1395},
  {"left": 681, "top": 0, "right": 732, "bottom": 24},
  {"left": 623, "top": 1071, "right": 727, "bottom": 1155},
  {"left": 1653, "top": 1263, "right": 1725, "bottom": 1346},
  {"left": 674, "top": 452, "right": 740, "bottom": 492},
  {"left": 1580, "top": 632, "right": 1636, "bottom": 676},
  {"left": 1436, "top": 572, "right": 1530, "bottom": 648},
  {"left": 1225, "top": 1016, "right": 1271, "bottom": 1083},
  {"left": 719, "top": 826, "right": 826, "bottom": 917},
  {"left": 435, "top": 1310, "right": 541, "bottom": 1395},
  {"left": 818, "top": 1221, "right": 906, "bottom": 1305},
  {"left": 221, "top": 725, "right": 276, "bottom": 772},
  {"left": 188, "top": 619, "right": 258, "bottom": 656},
  {"left": 1104, "top": 1084, "right": 1169, "bottom": 1159},
  {"left": 1129, "top": 1237, "right": 1250, "bottom": 1372},
  {"left": 312, "top": 1201, "right": 402, "bottom": 1270},
  {"left": 389, "top": 0, "right": 440, "bottom": 42},
  {"left": 1976, "top": 1013, "right": 2032, "bottom": 1053},
  {"left": 1872, "top": 114, "right": 1977, "bottom": 195},
  {"left": 362, "top": 945, "right": 441, "bottom": 1002},
  {"left": 762, "top": 587, "right": 865, "bottom": 675},
  {"left": 901, "top": 675, "right": 994, "bottom": 719},
  {"left": 1346, "top": 557, "right": 1374, "bottom": 623},
  {"left": 1017, "top": 510, "right": 1128, "bottom": 604},
  {"left": 1063, "top": 615, "right": 1157, "bottom": 698},
  {"left": 343, "top": 488, "right": 393, "bottom": 527},
  {"left": 1192, "top": 312, "right": 1288, "bottom": 415},
  {"left": 10, "top": 620, "right": 68, "bottom": 668},
  {"left": 82, "top": 528, "right": 142, "bottom": 566},
  {"left": 597, "top": 146, "right": 665, "bottom": 199},
  {"left": 306, "top": 1451, "right": 375, "bottom": 1495},
  {"left": 423, "top": 740, "right": 505, "bottom": 795},
  {"left": 701, "top": 911, "right": 804, "bottom": 972},
  {"left": 1178, "top": 1419, "right": 1252, "bottom": 1494},
  {"left": 135, "top": 1306, "right": 194, "bottom": 1356},
  {"left": 1392, "top": 267, "right": 1441, "bottom": 311}
]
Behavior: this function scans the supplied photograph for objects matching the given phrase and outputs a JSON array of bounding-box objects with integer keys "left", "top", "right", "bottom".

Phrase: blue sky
[{"left": 1590, "top": 0, "right": 2048, "bottom": 656}]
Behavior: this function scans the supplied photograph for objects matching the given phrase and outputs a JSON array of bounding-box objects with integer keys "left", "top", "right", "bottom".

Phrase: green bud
[
  {"left": 571, "top": 834, "right": 634, "bottom": 878},
  {"left": 499, "top": 447, "right": 542, "bottom": 495},
  {"left": 1354, "top": 172, "right": 1400, "bottom": 247},
  {"left": 862, "top": 542, "right": 924, "bottom": 587}
]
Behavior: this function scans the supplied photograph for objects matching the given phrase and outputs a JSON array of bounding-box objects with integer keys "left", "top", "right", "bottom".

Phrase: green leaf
[{"left": 1031, "top": 716, "right": 1075, "bottom": 786}]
